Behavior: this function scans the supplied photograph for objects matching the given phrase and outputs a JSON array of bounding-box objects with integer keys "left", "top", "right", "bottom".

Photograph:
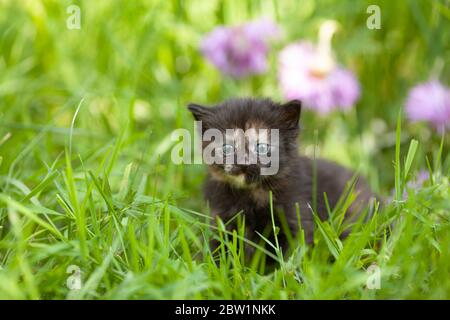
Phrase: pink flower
[
  {"left": 405, "top": 80, "right": 450, "bottom": 132},
  {"left": 278, "top": 21, "right": 360, "bottom": 114},
  {"left": 200, "top": 19, "right": 281, "bottom": 78}
]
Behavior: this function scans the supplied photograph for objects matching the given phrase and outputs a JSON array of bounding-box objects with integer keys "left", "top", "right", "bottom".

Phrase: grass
[{"left": 0, "top": 0, "right": 449, "bottom": 299}]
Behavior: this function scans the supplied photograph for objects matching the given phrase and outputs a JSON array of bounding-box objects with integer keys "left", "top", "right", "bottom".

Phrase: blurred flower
[
  {"left": 388, "top": 170, "right": 430, "bottom": 203},
  {"left": 200, "top": 19, "right": 281, "bottom": 78},
  {"left": 405, "top": 80, "right": 450, "bottom": 132},
  {"left": 278, "top": 20, "right": 360, "bottom": 114},
  {"left": 403, "top": 170, "right": 429, "bottom": 199}
]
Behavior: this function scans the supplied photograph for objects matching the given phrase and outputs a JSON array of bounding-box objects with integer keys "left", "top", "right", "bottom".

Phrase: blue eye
[
  {"left": 256, "top": 143, "right": 270, "bottom": 155},
  {"left": 222, "top": 144, "right": 234, "bottom": 156}
]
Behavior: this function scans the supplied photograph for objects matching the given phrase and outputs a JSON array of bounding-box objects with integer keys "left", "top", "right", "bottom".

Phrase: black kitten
[{"left": 188, "top": 98, "right": 374, "bottom": 249}]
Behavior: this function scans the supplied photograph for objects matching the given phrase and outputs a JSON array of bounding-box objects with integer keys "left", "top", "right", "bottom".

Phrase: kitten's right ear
[
  {"left": 187, "top": 103, "right": 213, "bottom": 121},
  {"left": 280, "top": 99, "right": 302, "bottom": 129}
]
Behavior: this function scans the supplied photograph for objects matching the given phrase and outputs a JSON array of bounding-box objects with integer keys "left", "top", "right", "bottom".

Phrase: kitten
[{"left": 188, "top": 98, "right": 374, "bottom": 249}]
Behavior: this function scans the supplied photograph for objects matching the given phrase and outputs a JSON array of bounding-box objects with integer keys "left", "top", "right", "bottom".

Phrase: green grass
[{"left": 0, "top": 0, "right": 449, "bottom": 299}]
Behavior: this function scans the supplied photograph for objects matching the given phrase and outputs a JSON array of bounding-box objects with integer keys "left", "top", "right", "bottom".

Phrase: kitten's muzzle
[
  {"left": 228, "top": 165, "right": 260, "bottom": 183},
  {"left": 226, "top": 164, "right": 257, "bottom": 174}
]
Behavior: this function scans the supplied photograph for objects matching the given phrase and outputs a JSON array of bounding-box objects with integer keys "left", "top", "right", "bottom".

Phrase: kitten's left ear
[
  {"left": 280, "top": 99, "right": 302, "bottom": 129},
  {"left": 187, "top": 103, "right": 214, "bottom": 121}
]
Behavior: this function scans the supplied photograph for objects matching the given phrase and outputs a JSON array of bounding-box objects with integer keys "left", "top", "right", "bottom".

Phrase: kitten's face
[{"left": 188, "top": 98, "right": 301, "bottom": 188}]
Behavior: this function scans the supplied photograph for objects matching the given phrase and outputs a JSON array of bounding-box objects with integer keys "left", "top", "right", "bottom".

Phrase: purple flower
[
  {"left": 388, "top": 170, "right": 430, "bottom": 202},
  {"left": 200, "top": 19, "right": 281, "bottom": 78},
  {"left": 278, "top": 21, "right": 360, "bottom": 114},
  {"left": 403, "top": 170, "right": 430, "bottom": 199},
  {"left": 405, "top": 80, "right": 450, "bottom": 132}
]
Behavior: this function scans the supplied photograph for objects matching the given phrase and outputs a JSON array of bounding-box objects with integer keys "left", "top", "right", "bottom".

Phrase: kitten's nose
[
  {"left": 230, "top": 165, "right": 248, "bottom": 175},
  {"left": 240, "top": 165, "right": 248, "bottom": 173}
]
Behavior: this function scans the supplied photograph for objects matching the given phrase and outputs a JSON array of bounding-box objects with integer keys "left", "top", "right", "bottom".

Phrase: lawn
[{"left": 0, "top": 0, "right": 449, "bottom": 299}]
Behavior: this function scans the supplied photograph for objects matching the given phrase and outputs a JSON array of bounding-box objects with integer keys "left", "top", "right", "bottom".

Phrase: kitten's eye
[
  {"left": 222, "top": 144, "right": 234, "bottom": 156},
  {"left": 255, "top": 143, "right": 270, "bottom": 155}
]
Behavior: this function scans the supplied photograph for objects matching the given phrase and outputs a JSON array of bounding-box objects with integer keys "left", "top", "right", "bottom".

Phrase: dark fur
[{"left": 188, "top": 98, "right": 374, "bottom": 249}]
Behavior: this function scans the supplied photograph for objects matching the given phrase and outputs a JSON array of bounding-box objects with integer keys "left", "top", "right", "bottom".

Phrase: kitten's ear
[
  {"left": 280, "top": 99, "right": 302, "bottom": 129},
  {"left": 187, "top": 103, "right": 213, "bottom": 121}
]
